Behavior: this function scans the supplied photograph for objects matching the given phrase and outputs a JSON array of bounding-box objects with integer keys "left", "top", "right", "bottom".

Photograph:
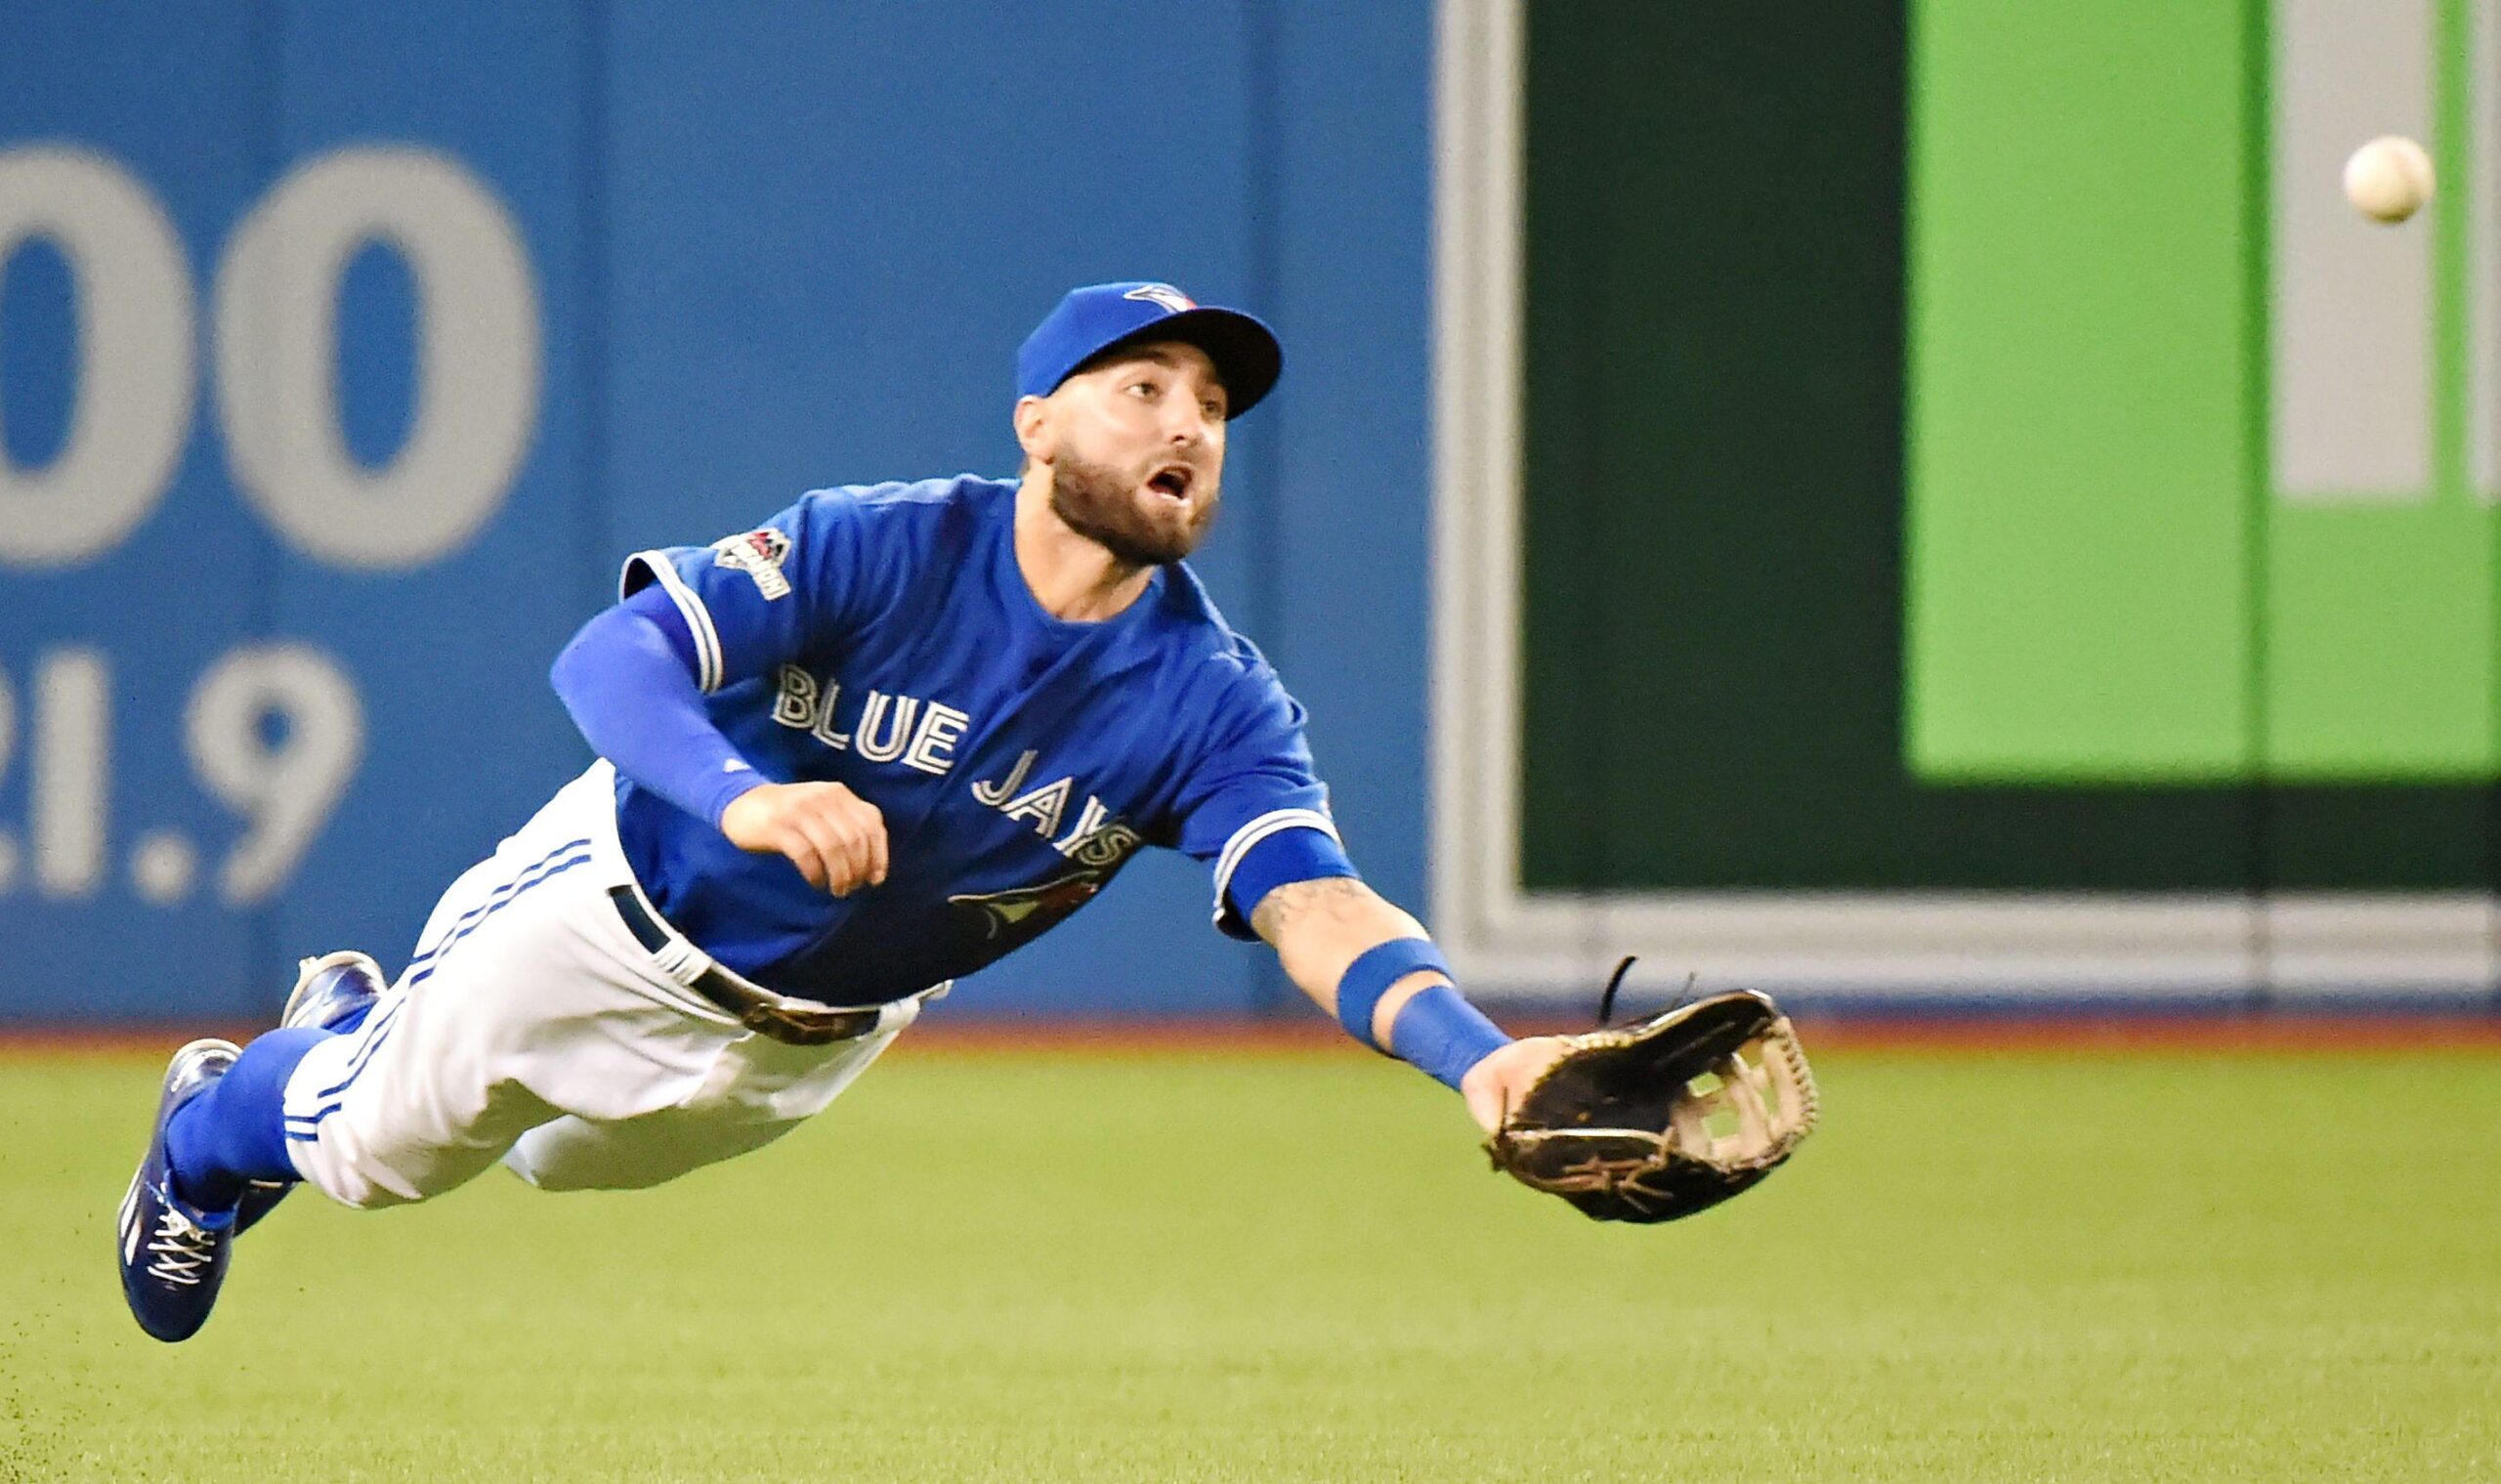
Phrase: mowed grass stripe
[{"left": 3, "top": 1049, "right": 2493, "bottom": 1482}]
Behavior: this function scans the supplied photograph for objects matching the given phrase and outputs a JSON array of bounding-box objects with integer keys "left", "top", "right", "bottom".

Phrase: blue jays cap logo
[{"left": 1122, "top": 283, "right": 1196, "bottom": 315}]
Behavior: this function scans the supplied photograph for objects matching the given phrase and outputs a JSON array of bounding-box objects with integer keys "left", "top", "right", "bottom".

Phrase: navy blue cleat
[
  {"left": 118, "top": 1039, "right": 243, "bottom": 1342},
  {"left": 276, "top": 950, "right": 387, "bottom": 1037},
  {"left": 232, "top": 952, "right": 387, "bottom": 1235}
]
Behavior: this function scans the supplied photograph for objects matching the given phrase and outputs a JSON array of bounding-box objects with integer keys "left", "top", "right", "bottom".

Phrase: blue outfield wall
[{"left": 0, "top": 3, "right": 1433, "bottom": 1023}]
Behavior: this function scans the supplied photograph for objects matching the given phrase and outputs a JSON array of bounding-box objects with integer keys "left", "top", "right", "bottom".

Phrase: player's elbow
[
  {"left": 547, "top": 615, "right": 604, "bottom": 706},
  {"left": 551, "top": 604, "right": 700, "bottom": 705},
  {"left": 1250, "top": 875, "right": 1420, "bottom": 958}
]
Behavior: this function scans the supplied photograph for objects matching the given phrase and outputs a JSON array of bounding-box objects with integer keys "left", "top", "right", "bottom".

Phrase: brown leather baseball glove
[{"left": 1485, "top": 981, "right": 1820, "bottom": 1223}]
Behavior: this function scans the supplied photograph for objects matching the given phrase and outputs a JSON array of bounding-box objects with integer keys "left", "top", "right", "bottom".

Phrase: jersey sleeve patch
[{"left": 710, "top": 528, "right": 794, "bottom": 601}]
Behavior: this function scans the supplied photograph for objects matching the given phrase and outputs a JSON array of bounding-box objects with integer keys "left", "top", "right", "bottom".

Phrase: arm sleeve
[
  {"left": 1169, "top": 653, "right": 1357, "bottom": 940},
  {"left": 616, "top": 487, "right": 872, "bottom": 692},
  {"left": 550, "top": 585, "right": 766, "bottom": 828}
]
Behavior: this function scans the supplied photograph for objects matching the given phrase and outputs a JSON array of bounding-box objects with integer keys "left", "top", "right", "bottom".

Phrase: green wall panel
[
  {"left": 2268, "top": 505, "right": 2495, "bottom": 779},
  {"left": 1903, "top": 0, "right": 2253, "bottom": 782}
]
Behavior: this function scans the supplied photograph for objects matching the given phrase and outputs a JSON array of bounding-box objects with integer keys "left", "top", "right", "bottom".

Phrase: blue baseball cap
[{"left": 1017, "top": 281, "right": 1282, "bottom": 416}]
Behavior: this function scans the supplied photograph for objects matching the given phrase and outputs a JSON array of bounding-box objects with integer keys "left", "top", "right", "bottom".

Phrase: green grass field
[{"left": 4, "top": 1041, "right": 2496, "bottom": 1482}]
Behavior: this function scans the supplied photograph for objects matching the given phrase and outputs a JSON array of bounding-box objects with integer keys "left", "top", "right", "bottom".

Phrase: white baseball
[{"left": 2343, "top": 136, "right": 2435, "bottom": 224}]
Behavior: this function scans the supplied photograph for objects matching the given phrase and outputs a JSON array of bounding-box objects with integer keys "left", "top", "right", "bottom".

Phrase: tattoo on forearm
[{"left": 1250, "top": 875, "right": 1375, "bottom": 944}]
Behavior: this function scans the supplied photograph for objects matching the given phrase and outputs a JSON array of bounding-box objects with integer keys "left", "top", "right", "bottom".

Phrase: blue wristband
[
  {"left": 1335, "top": 938, "right": 1448, "bottom": 1051},
  {"left": 1389, "top": 985, "right": 1511, "bottom": 1092}
]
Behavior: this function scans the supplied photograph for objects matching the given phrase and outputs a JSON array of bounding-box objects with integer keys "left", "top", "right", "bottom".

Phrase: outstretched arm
[{"left": 1249, "top": 876, "right": 1571, "bottom": 1131}]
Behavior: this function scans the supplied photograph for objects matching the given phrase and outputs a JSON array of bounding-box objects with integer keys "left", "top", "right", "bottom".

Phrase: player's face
[{"left": 1046, "top": 342, "right": 1229, "bottom": 566}]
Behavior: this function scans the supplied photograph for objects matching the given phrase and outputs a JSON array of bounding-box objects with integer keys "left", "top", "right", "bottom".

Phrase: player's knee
[
  {"left": 502, "top": 1115, "right": 802, "bottom": 1193},
  {"left": 500, "top": 1144, "right": 673, "bottom": 1194},
  {"left": 498, "top": 1132, "right": 625, "bottom": 1193}
]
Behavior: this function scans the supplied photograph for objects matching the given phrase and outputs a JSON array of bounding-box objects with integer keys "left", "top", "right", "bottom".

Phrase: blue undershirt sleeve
[{"left": 551, "top": 586, "right": 766, "bottom": 829}]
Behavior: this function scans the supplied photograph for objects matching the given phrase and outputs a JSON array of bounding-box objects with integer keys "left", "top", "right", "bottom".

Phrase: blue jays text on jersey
[{"left": 615, "top": 475, "right": 1336, "bottom": 1005}]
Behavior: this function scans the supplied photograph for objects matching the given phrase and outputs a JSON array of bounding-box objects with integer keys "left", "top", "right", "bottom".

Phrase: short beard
[{"left": 1049, "top": 449, "right": 1216, "bottom": 567}]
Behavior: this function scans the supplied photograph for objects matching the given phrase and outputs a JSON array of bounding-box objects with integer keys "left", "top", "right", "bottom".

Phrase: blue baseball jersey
[{"left": 615, "top": 475, "right": 1336, "bottom": 1004}]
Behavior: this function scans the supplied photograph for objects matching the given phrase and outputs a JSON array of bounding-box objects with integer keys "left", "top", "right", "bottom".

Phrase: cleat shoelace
[{"left": 143, "top": 1198, "right": 221, "bottom": 1287}]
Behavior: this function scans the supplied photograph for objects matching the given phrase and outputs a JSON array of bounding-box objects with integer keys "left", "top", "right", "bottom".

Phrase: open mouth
[{"left": 1146, "top": 467, "right": 1194, "bottom": 502}]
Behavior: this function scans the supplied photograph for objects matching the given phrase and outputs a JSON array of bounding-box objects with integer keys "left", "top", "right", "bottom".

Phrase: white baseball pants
[{"left": 278, "top": 762, "right": 924, "bottom": 1208}]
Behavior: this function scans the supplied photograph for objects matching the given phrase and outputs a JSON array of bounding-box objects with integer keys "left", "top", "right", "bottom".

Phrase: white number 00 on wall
[{"left": 0, "top": 144, "right": 540, "bottom": 570}]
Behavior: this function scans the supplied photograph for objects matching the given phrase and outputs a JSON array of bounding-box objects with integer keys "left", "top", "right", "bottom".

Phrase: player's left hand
[{"left": 1459, "top": 1036, "right": 1575, "bottom": 1134}]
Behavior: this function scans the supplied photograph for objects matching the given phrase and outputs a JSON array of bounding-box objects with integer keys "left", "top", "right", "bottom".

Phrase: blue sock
[{"left": 165, "top": 1027, "right": 328, "bottom": 1211}]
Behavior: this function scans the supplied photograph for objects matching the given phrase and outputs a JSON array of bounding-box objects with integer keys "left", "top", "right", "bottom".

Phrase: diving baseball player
[{"left": 118, "top": 281, "right": 1578, "bottom": 1342}]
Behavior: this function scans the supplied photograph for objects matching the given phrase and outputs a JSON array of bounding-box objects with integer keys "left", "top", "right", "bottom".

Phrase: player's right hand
[
  {"left": 716, "top": 782, "right": 890, "bottom": 896},
  {"left": 1461, "top": 1035, "right": 1574, "bottom": 1135}
]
